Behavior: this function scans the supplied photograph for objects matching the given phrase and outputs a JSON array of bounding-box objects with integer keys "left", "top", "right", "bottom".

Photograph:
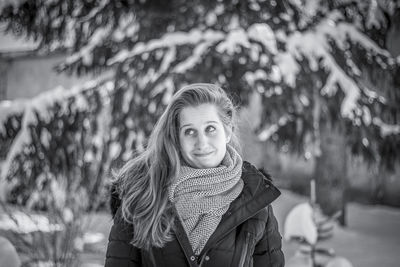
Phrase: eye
[
  {"left": 184, "top": 128, "right": 196, "bottom": 136},
  {"left": 206, "top": 125, "right": 216, "bottom": 133}
]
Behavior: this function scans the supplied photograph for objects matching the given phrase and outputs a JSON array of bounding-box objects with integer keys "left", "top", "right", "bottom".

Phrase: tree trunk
[{"left": 314, "top": 123, "right": 348, "bottom": 226}]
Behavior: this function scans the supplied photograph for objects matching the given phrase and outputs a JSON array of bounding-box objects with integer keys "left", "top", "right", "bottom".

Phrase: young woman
[{"left": 105, "top": 83, "right": 284, "bottom": 267}]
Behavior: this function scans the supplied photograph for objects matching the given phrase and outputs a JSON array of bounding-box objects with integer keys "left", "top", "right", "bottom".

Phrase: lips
[{"left": 194, "top": 151, "right": 214, "bottom": 157}]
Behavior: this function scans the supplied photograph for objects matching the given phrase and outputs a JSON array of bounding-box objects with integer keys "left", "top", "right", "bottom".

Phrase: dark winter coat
[{"left": 105, "top": 161, "right": 284, "bottom": 267}]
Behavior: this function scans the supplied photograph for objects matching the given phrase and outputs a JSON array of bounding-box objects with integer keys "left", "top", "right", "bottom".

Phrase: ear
[{"left": 225, "top": 125, "right": 233, "bottom": 143}]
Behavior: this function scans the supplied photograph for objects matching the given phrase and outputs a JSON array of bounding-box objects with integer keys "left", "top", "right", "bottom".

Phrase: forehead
[{"left": 179, "top": 104, "right": 222, "bottom": 126}]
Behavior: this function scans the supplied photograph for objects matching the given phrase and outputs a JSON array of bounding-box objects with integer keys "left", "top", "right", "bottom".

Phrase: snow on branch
[
  {"left": 112, "top": 13, "right": 138, "bottom": 42},
  {"left": 77, "top": 0, "right": 109, "bottom": 23},
  {"left": 275, "top": 52, "right": 299, "bottom": 87},
  {"left": 0, "top": 211, "right": 62, "bottom": 233},
  {"left": 323, "top": 12, "right": 392, "bottom": 58},
  {"left": 108, "top": 21, "right": 280, "bottom": 95},
  {"left": 107, "top": 28, "right": 225, "bottom": 65},
  {"left": 65, "top": 24, "right": 113, "bottom": 66},
  {"left": 320, "top": 67, "right": 360, "bottom": 118},
  {"left": 108, "top": 20, "right": 278, "bottom": 69},
  {"left": 215, "top": 22, "right": 277, "bottom": 56},
  {"left": 277, "top": 10, "right": 395, "bottom": 120},
  {"left": 0, "top": 74, "right": 114, "bottom": 194},
  {"left": 372, "top": 118, "right": 400, "bottom": 137},
  {"left": 0, "top": 99, "right": 26, "bottom": 133},
  {"left": 173, "top": 42, "right": 210, "bottom": 73},
  {"left": 247, "top": 23, "right": 277, "bottom": 54},
  {"left": 288, "top": 0, "right": 324, "bottom": 29},
  {"left": 216, "top": 27, "right": 251, "bottom": 55},
  {"left": 366, "top": 0, "right": 386, "bottom": 29}
]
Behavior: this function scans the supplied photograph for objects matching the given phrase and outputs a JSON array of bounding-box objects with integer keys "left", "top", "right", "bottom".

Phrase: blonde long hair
[{"left": 114, "top": 83, "right": 240, "bottom": 250}]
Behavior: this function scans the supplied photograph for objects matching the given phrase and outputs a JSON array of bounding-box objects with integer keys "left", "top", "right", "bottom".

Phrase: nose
[{"left": 196, "top": 132, "right": 208, "bottom": 149}]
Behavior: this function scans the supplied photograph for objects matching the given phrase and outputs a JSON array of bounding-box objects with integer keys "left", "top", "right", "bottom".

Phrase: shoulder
[
  {"left": 110, "top": 183, "right": 122, "bottom": 218},
  {"left": 240, "top": 161, "right": 281, "bottom": 205},
  {"left": 108, "top": 206, "right": 134, "bottom": 242},
  {"left": 241, "top": 161, "right": 273, "bottom": 187},
  {"left": 106, "top": 207, "right": 142, "bottom": 265}
]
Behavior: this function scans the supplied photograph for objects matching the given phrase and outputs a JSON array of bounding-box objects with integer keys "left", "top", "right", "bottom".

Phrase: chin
[
  {"left": 197, "top": 158, "right": 222, "bottom": 169},
  {"left": 185, "top": 154, "right": 223, "bottom": 169},
  {"left": 200, "top": 163, "right": 218, "bottom": 169}
]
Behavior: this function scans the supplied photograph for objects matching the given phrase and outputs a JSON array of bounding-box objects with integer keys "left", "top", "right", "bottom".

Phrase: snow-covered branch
[
  {"left": 107, "top": 28, "right": 225, "bottom": 65},
  {"left": 277, "top": 10, "right": 396, "bottom": 121},
  {"left": 65, "top": 24, "right": 113, "bottom": 66},
  {"left": 0, "top": 74, "right": 114, "bottom": 201},
  {"left": 373, "top": 118, "right": 400, "bottom": 137}
]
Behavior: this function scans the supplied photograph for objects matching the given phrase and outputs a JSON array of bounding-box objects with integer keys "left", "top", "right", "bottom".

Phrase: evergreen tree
[{"left": 1, "top": 0, "right": 399, "bottom": 224}]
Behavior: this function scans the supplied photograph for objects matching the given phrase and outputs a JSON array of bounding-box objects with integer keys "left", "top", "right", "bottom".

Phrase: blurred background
[{"left": 0, "top": 0, "right": 399, "bottom": 266}]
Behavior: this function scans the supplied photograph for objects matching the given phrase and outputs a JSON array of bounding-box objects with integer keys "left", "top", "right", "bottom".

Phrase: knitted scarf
[{"left": 168, "top": 145, "right": 244, "bottom": 255}]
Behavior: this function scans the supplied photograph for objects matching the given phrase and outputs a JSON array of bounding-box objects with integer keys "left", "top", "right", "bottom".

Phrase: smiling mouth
[{"left": 194, "top": 151, "right": 214, "bottom": 157}]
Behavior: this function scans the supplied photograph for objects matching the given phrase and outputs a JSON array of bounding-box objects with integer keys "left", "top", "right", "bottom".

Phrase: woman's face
[{"left": 178, "top": 103, "right": 232, "bottom": 169}]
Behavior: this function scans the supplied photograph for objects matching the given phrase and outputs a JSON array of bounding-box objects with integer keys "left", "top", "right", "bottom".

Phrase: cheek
[
  {"left": 214, "top": 130, "right": 228, "bottom": 144},
  {"left": 179, "top": 136, "right": 193, "bottom": 153},
  {"left": 218, "top": 139, "right": 227, "bottom": 153}
]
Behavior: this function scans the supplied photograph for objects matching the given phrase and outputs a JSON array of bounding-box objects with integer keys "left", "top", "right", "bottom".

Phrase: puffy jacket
[{"left": 105, "top": 161, "right": 284, "bottom": 267}]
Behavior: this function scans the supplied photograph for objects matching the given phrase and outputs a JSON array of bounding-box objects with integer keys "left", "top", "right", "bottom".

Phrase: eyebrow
[{"left": 180, "top": 121, "right": 219, "bottom": 130}]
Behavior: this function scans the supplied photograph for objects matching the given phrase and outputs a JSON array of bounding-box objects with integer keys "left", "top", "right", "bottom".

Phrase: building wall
[{"left": 3, "top": 52, "right": 94, "bottom": 100}]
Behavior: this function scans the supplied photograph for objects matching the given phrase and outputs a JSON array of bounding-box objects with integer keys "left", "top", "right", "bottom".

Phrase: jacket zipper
[
  {"left": 174, "top": 230, "right": 198, "bottom": 267},
  {"left": 239, "top": 232, "right": 252, "bottom": 267},
  {"left": 198, "top": 252, "right": 207, "bottom": 267}
]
